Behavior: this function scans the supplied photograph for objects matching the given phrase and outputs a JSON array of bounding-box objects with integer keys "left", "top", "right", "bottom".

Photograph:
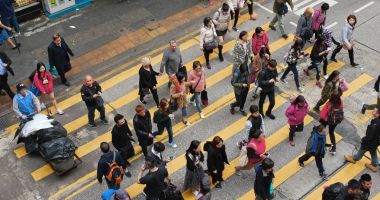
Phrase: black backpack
[
  {"left": 328, "top": 108, "right": 344, "bottom": 125},
  {"left": 322, "top": 182, "right": 344, "bottom": 200}
]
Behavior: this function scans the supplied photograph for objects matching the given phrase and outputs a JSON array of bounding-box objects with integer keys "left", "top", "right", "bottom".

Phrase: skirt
[
  {"left": 216, "top": 29, "right": 228, "bottom": 37},
  {"left": 183, "top": 166, "right": 205, "bottom": 192}
]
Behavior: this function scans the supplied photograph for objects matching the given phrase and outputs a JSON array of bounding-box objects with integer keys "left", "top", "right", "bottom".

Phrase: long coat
[{"left": 48, "top": 37, "right": 74, "bottom": 71}]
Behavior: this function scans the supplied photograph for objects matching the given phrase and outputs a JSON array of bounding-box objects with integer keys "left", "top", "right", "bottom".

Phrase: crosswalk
[{"left": 4, "top": 5, "right": 380, "bottom": 200}]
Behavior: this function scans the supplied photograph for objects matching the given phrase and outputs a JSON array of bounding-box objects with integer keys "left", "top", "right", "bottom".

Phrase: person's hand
[
  {"left": 264, "top": 53, "right": 270, "bottom": 59},
  {"left": 3, "top": 63, "right": 8, "bottom": 67},
  {"left": 200, "top": 47, "right": 204, "bottom": 51},
  {"left": 36, "top": 107, "right": 41, "bottom": 113},
  {"left": 21, "top": 115, "right": 27, "bottom": 120},
  {"left": 42, "top": 92, "right": 46, "bottom": 95},
  {"left": 140, "top": 164, "right": 146, "bottom": 171},
  {"left": 275, "top": 78, "right": 280, "bottom": 82},
  {"left": 269, "top": 79, "right": 275, "bottom": 83},
  {"left": 92, "top": 94, "right": 98, "bottom": 98},
  {"left": 148, "top": 133, "right": 153, "bottom": 138},
  {"left": 153, "top": 86, "right": 157, "bottom": 90},
  {"left": 159, "top": 73, "right": 163, "bottom": 76},
  {"left": 260, "top": 154, "right": 267, "bottom": 159},
  {"left": 6, "top": 27, "right": 12, "bottom": 32},
  {"left": 242, "top": 83, "right": 248, "bottom": 87},
  {"left": 191, "top": 80, "right": 196, "bottom": 84},
  {"left": 347, "top": 44, "right": 353, "bottom": 50},
  {"left": 212, "top": 170, "right": 217, "bottom": 173}
]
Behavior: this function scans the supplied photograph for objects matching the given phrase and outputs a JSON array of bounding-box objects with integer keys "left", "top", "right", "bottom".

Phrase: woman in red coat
[{"left": 33, "top": 62, "right": 64, "bottom": 115}]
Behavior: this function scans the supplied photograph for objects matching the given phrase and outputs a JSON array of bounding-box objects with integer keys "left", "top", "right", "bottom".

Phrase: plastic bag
[
  {"left": 39, "top": 137, "right": 76, "bottom": 162},
  {"left": 21, "top": 114, "right": 53, "bottom": 138}
]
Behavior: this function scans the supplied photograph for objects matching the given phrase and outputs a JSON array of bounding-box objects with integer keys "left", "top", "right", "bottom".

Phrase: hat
[
  {"left": 115, "top": 189, "right": 130, "bottom": 200},
  {"left": 255, "top": 27, "right": 264, "bottom": 34},
  {"left": 222, "top": 3, "right": 229, "bottom": 12},
  {"left": 16, "top": 83, "right": 26, "bottom": 92}
]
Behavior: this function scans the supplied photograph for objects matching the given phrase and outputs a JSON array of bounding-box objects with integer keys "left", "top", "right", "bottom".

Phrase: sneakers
[
  {"left": 297, "top": 87, "right": 305, "bottom": 93},
  {"left": 125, "top": 170, "right": 132, "bottom": 178},
  {"left": 206, "top": 63, "right": 211, "bottom": 69},
  {"left": 139, "top": 99, "right": 147, "bottom": 104},
  {"left": 298, "top": 160, "right": 304, "bottom": 167},
  {"left": 183, "top": 121, "right": 191, "bottom": 126},
  {"left": 168, "top": 142, "right": 177, "bottom": 148},
  {"left": 316, "top": 81, "right": 323, "bottom": 88},
  {"left": 63, "top": 82, "right": 71, "bottom": 87},
  {"left": 269, "top": 25, "right": 276, "bottom": 31},
  {"left": 282, "top": 34, "right": 289, "bottom": 39},
  {"left": 89, "top": 123, "right": 97, "bottom": 127},
  {"left": 190, "top": 100, "right": 196, "bottom": 107},
  {"left": 289, "top": 140, "right": 295, "bottom": 146},
  {"left": 239, "top": 109, "right": 247, "bottom": 116},
  {"left": 235, "top": 167, "right": 241, "bottom": 176},
  {"left": 102, "top": 119, "right": 109, "bottom": 125},
  {"left": 56, "top": 109, "right": 64, "bottom": 115},
  {"left": 200, "top": 113, "right": 205, "bottom": 119},
  {"left": 265, "top": 112, "right": 275, "bottom": 120},
  {"left": 365, "top": 163, "right": 377, "bottom": 172},
  {"left": 41, "top": 103, "right": 46, "bottom": 110},
  {"left": 303, "top": 69, "right": 310, "bottom": 76},
  {"left": 360, "top": 103, "right": 367, "bottom": 115},
  {"left": 351, "top": 63, "right": 359, "bottom": 67},
  {"left": 323, "top": 75, "right": 329, "bottom": 80},
  {"left": 329, "top": 149, "right": 336, "bottom": 155},
  {"left": 280, "top": 78, "right": 288, "bottom": 84},
  {"left": 12, "top": 43, "right": 21, "bottom": 50},
  {"left": 232, "top": 27, "right": 239, "bottom": 32},
  {"left": 344, "top": 155, "right": 356, "bottom": 164},
  {"left": 218, "top": 53, "right": 224, "bottom": 62},
  {"left": 320, "top": 173, "right": 329, "bottom": 181},
  {"left": 330, "top": 58, "right": 338, "bottom": 63}
]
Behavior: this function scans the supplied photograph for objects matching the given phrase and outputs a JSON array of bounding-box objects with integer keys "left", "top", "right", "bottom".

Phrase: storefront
[{"left": 14, "top": 0, "right": 44, "bottom": 23}]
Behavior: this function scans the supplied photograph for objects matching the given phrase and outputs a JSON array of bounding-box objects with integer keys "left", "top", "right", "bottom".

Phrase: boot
[
  {"left": 365, "top": 163, "right": 377, "bottom": 172},
  {"left": 313, "top": 99, "right": 324, "bottom": 113},
  {"left": 218, "top": 45, "right": 224, "bottom": 62},
  {"left": 344, "top": 155, "right": 356, "bottom": 164}
]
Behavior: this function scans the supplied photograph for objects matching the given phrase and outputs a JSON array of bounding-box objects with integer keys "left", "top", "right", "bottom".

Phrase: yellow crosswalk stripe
[
  {"left": 342, "top": 73, "right": 373, "bottom": 97},
  {"left": 372, "top": 192, "right": 380, "bottom": 200}
]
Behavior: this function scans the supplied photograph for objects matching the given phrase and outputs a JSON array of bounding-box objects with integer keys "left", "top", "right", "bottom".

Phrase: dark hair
[
  {"left": 329, "top": 93, "right": 342, "bottom": 109},
  {"left": 159, "top": 98, "right": 169, "bottom": 112},
  {"left": 153, "top": 142, "right": 165, "bottom": 153},
  {"left": 321, "top": 3, "right": 329, "bottom": 11},
  {"left": 249, "top": 105, "right": 259, "bottom": 114},
  {"left": 259, "top": 47, "right": 271, "bottom": 59},
  {"left": 252, "top": 130, "right": 263, "bottom": 139},
  {"left": 114, "top": 114, "right": 124, "bottom": 123},
  {"left": 292, "top": 38, "right": 303, "bottom": 50},
  {"left": 222, "top": 3, "right": 229, "bottom": 12},
  {"left": 239, "top": 31, "right": 248, "bottom": 40},
  {"left": 36, "top": 62, "right": 46, "bottom": 81},
  {"left": 239, "top": 63, "right": 248, "bottom": 74},
  {"left": 293, "top": 95, "right": 305, "bottom": 105},
  {"left": 347, "top": 179, "right": 361, "bottom": 190},
  {"left": 267, "top": 59, "right": 277, "bottom": 68},
  {"left": 347, "top": 15, "right": 357, "bottom": 27},
  {"left": 255, "top": 27, "right": 264, "bottom": 35},
  {"left": 187, "top": 140, "right": 201, "bottom": 154},
  {"left": 100, "top": 142, "right": 110, "bottom": 153},
  {"left": 52, "top": 33, "right": 60, "bottom": 41},
  {"left": 315, "top": 35, "right": 326, "bottom": 46},
  {"left": 145, "top": 156, "right": 156, "bottom": 169},
  {"left": 193, "top": 61, "right": 201, "bottom": 70},
  {"left": 212, "top": 136, "right": 223, "bottom": 147},
  {"left": 360, "top": 173, "right": 372, "bottom": 182},
  {"left": 316, "top": 124, "right": 326, "bottom": 133},
  {"left": 262, "top": 158, "right": 274, "bottom": 170},
  {"left": 203, "top": 17, "right": 212, "bottom": 27},
  {"left": 176, "top": 72, "right": 186, "bottom": 83},
  {"left": 326, "top": 70, "right": 340, "bottom": 83}
]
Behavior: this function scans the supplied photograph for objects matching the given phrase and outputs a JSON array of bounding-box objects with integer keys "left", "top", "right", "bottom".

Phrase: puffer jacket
[
  {"left": 212, "top": 8, "right": 231, "bottom": 31},
  {"left": 233, "top": 40, "right": 252, "bottom": 66},
  {"left": 273, "top": 0, "right": 294, "bottom": 14},
  {"left": 200, "top": 24, "right": 217, "bottom": 48},
  {"left": 312, "top": 8, "right": 326, "bottom": 31},
  {"left": 285, "top": 98, "right": 309, "bottom": 125},
  {"left": 252, "top": 32, "right": 269, "bottom": 56},
  {"left": 341, "top": 21, "right": 354, "bottom": 47}
]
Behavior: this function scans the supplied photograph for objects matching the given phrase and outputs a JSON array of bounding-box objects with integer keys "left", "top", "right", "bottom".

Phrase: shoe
[
  {"left": 12, "top": 43, "right": 21, "bottom": 50},
  {"left": 313, "top": 107, "right": 320, "bottom": 113},
  {"left": 215, "top": 182, "right": 222, "bottom": 188},
  {"left": 360, "top": 104, "right": 367, "bottom": 115},
  {"left": 269, "top": 25, "right": 276, "bottom": 31},
  {"left": 192, "top": 190, "right": 200, "bottom": 196},
  {"left": 297, "top": 87, "right": 305, "bottom": 93},
  {"left": 56, "top": 109, "right": 64, "bottom": 115},
  {"left": 316, "top": 81, "right": 323, "bottom": 88},
  {"left": 298, "top": 160, "right": 304, "bottom": 167},
  {"left": 329, "top": 149, "right": 336, "bottom": 155},
  {"left": 189, "top": 100, "right": 196, "bottom": 107},
  {"left": 303, "top": 69, "right": 310, "bottom": 76},
  {"left": 280, "top": 78, "right": 288, "bottom": 84},
  {"left": 89, "top": 123, "right": 97, "bottom": 127},
  {"left": 330, "top": 58, "right": 338, "bottom": 63},
  {"left": 232, "top": 27, "right": 239, "bottom": 32},
  {"left": 240, "top": 110, "right": 247, "bottom": 116},
  {"left": 139, "top": 99, "right": 147, "bottom": 104},
  {"left": 235, "top": 167, "right": 241, "bottom": 176},
  {"left": 230, "top": 104, "right": 235, "bottom": 115},
  {"left": 365, "top": 163, "right": 377, "bottom": 172},
  {"left": 183, "top": 121, "right": 191, "bottom": 126},
  {"left": 200, "top": 113, "right": 205, "bottom": 119},
  {"left": 289, "top": 140, "right": 295, "bottom": 146},
  {"left": 323, "top": 75, "right": 329, "bottom": 80},
  {"left": 102, "top": 119, "right": 109, "bottom": 125},
  {"left": 351, "top": 63, "right": 359, "bottom": 67},
  {"left": 282, "top": 34, "right": 289, "bottom": 39},
  {"left": 344, "top": 155, "right": 356, "bottom": 164},
  {"left": 206, "top": 63, "right": 211, "bottom": 69},
  {"left": 168, "top": 142, "right": 177, "bottom": 148},
  {"left": 40, "top": 103, "right": 46, "bottom": 110},
  {"left": 125, "top": 171, "right": 132, "bottom": 178},
  {"left": 265, "top": 112, "right": 275, "bottom": 120},
  {"left": 63, "top": 82, "right": 71, "bottom": 87},
  {"left": 218, "top": 53, "right": 224, "bottom": 62},
  {"left": 320, "top": 173, "right": 329, "bottom": 181}
]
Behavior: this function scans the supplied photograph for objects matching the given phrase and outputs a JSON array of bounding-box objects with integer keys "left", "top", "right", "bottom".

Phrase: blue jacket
[
  {"left": 14, "top": 91, "right": 36, "bottom": 116},
  {"left": 97, "top": 151, "right": 126, "bottom": 183},
  {"left": 306, "top": 129, "right": 326, "bottom": 156},
  {"left": 0, "top": 0, "right": 15, "bottom": 17}
]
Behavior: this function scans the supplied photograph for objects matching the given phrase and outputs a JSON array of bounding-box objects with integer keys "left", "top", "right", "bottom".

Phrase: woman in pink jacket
[
  {"left": 33, "top": 62, "right": 64, "bottom": 115},
  {"left": 285, "top": 95, "right": 308, "bottom": 146},
  {"left": 252, "top": 27, "right": 269, "bottom": 56},
  {"left": 312, "top": 3, "right": 329, "bottom": 38},
  {"left": 189, "top": 61, "right": 206, "bottom": 119}
]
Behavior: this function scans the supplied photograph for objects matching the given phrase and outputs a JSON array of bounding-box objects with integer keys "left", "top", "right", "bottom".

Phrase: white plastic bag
[{"left": 21, "top": 114, "right": 54, "bottom": 138}]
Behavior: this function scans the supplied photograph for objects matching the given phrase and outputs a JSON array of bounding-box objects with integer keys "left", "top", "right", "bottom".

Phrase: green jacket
[
  {"left": 273, "top": 0, "right": 294, "bottom": 14},
  {"left": 231, "top": 66, "right": 250, "bottom": 95},
  {"left": 153, "top": 110, "right": 170, "bottom": 128},
  {"left": 321, "top": 80, "right": 339, "bottom": 100}
]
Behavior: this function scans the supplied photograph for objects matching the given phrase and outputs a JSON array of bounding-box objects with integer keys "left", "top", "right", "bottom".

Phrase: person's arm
[
  {"left": 296, "top": 16, "right": 304, "bottom": 36},
  {"left": 285, "top": 105, "right": 296, "bottom": 120},
  {"left": 137, "top": 164, "right": 147, "bottom": 184},
  {"left": 212, "top": 11, "right": 220, "bottom": 27},
  {"left": 342, "top": 26, "right": 351, "bottom": 48},
  {"left": 12, "top": 97, "right": 23, "bottom": 118},
  {"left": 0, "top": 51, "right": 12, "bottom": 65},
  {"left": 247, "top": 147, "right": 260, "bottom": 159},
  {"left": 133, "top": 117, "right": 149, "bottom": 138},
  {"left": 231, "top": 72, "right": 244, "bottom": 88},
  {"left": 260, "top": 114, "right": 266, "bottom": 136},
  {"left": 0, "top": 22, "right": 11, "bottom": 32},
  {"left": 185, "top": 153, "right": 197, "bottom": 171},
  {"left": 252, "top": 37, "right": 258, "bottom": 56},
  {"left": 287, "top": 0, "right": 294, "bottom": 10},
  {"left": 97, "top": 162, "right": 104, "bottom": 183},
  {"left": 33, "top": 74, "right": 46, "bottom": 94},
  {"left": 200, "top": 28, "right": 206, "bottom": 49},
  {"left": 48, "top": 46, "right": 55, "bottom": 68},
  {"left": 62, "top": 38, "right": 74, "bottom": 56},
  {"left": 139, "top": 69, "right": 154, "bottom": 89},
  {"left": 160, "top": 51, "right": 168, "bottom": 74},
  {"left": 31, "top": 92, "right": 41, "bottom": 112},
  {"left": 170, "top": 85, "right": 182, "bottom": 98}
]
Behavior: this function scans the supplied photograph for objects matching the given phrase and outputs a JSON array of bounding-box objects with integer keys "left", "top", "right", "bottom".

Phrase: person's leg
[
  {"left": 315, "top": 62, "right": 321, "bottom": 81},
  {"left": 57, "top": 67, "right": 68, "bottom": 84},
  {"left": 270, "top": 14, "right": 278, "bottom": 27},
  {"left": 87, "top": 106, "right": 96, "bottom": 125},
  {"left": 231, "top": 92, "right": 242, "bottom": 108},
  {"left": 10, "top": 14, "right": 20, "bottom": 33},
  {"left": 353, "top": 148, "right": 366, "bottom": 161},
  {"left": 240, "top": 89, "right": 249, "bottom": 110},
  {"left": 330, "top": 45, "right": 342, "bottom": 61},
  {"left": 369, "top": 149, "right": 378, "bottom": 166},
  {"left": 152, "top": 126, "right": 164, "bottom": 137},
  {"left": 290, "top": 63, "right": 300, "bottom": 88},
  {"left": 296, "top": 122, "right": 304, "bottom": 132},
  {"left": 194, "top": 92, "right": 202, "bottom": 113},
  {"left": 139, "top": 92, "right": 146, "bottom": 102},
  {"left": 328, "top": 124, "right": 337, "bottom": 151},
  {"left": 167, "top": 76, "right": 172, "bottom": 89},
  {"left": 314, "top": 97, "right": 328, "bottom": 111},
  {"left": 166, "top": 120, "right": 174, "bottom": 143},
  {"left": 266, "top": 90, "right": 276, "bottom": 114},
  {"left": 233, "top": 8, "right": 240, "bottom": 28},
  {"left": 348, "top": 48, "right": 356, "bottom": 65},
  {"left": 217, "top": 170, "right": 224, "bottom": 182},
  {"left": 236, "top": 162, "right": 256, "bottom": 171},
  {"left": 258, "top": 91, "right": 266, "bottom": 115},
  {"left": 48, "top": 92, "right": 62, "bottom": 113},
  {"left": 0, "top": 77, "right": 15, "bottom": 99},
  {"left": 277, "top": 14, "right": 286, "bottom": 36},
  {"left": 218, "top": 44, "right": 224, "bottom": 61},
  {"left": 315, "top": 156, "right": 325, "bottom": 175},
  {"left": 322, "top": 56, "right": 328, "bottom": 76},
  {"left": 97, "top": 105, "right": 107, "bottom": 121},
  {"left": 289, "top": 125, "right": 297, "bottom": 142},
  {"left": 365, "top": 97, "right": 380, "bottom": 110},
  {"left": 280, "top": 65, "right": 291, "bottom": 80},
  {"left": 150, "top": 88, "right": 160, "bottom": 107},
  {"left": 298, "top": 153, "right": 312, "bottom": 164},
  {"left": 139, "top": 139, "right": 148, "bottom": 157}
]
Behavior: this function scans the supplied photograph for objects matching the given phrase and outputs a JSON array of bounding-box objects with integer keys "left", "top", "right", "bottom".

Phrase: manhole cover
[{"left": 144, "top": 19, "right": 160, "bottom": 31}]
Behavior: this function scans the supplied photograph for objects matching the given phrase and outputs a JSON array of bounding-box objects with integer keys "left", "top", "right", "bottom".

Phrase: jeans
[
  {"left": 231, "top": 8, "right": 240, "bottom": 28},
  {"left": 289, "top": 123, "right": 304, "bottom": 141},
  {"left": 308, "top": 61, "right": 322, "bottom": 81},
  {"left": 281, "top": 63, "right": 300, "bottom": 88},
  {"left": 106, "top": 179, "right": 120, "bottom": 190},
  {"left": 140, "top": 87, "right": 159, "bottom": 106},
  {"left": 0, "top": 73, "right": 15, "bottom": 99},
  {"left": 153, "top": 120, "right": 174, "bottom": 143},
  {"left": 320, "top": 120, "right": 337, "bottom": 151},
  {"left": 299, "top": 153, "right": 325, "bottom": 175},
  {"left": 1, "top": 13, "right": 20, "bottom": 33},
  {"left": 231, "top": 89, "right": 249, "bottom": 110},
  {"left": 331, "top": 44, "right": 355, "bottom": 64},
  {"left": 270, "top": 13, "right": 285, "bottom": 35},
  {"left": 354, "top": 148, "right": 378, "bottom": 166},
  {"left": 259, "top": 90, "right": 275, "bottom": 115},
  {"left": 87, "top": 105, "right": 106, "bottom": 125},
  {"left": 190, "top": 92, "right": 202, "bottom": 113},
  {"left": 322, "top": 56, "right": 328, "bottom": 75}
]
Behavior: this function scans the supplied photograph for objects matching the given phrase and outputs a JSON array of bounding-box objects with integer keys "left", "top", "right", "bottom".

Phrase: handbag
[
  {"left": 277, "top": 3, "right": 288, "bottom": 15},
  {"left": 201, "top": 90, "right": 208, "bottom": 106},
  {"left": 29, "top": 83, "right": 41, "bottom": 97},
  {"left": 339, "top": 79, "right": 349, "bottom": 92},
  {"left": 45, "top": 64, "right": 59, "bottom": 78},
  {"left": 190, "top": 73, "right": 203, "bottom": 94},
  {"left": 203, "top": 26, "right": 218, "bottom": 51}
]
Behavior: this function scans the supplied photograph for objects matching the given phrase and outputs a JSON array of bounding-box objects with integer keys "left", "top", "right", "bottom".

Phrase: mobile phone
[{"left": 264, "top": 152, "right": 270, "bottom": 157}]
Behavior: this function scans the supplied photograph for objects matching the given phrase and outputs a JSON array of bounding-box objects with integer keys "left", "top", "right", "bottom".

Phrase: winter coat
[
  {"left": 170, "top": 82, "right": 191, "bottom": 109},
  {"left": 200, "top": 25, "right": 217, "bottom": 48},
  {"left": 231, "top": 65, "right": 250, "bottom": 95},
  {"left": 133, "top": 110, "right": 152, "bottom": 142},
  {"left": 361, "top": 118, "right": 380, "bottom": 151},
  {"left": 285, "top": 98, "right": 309, "bottom": 125},
  {"left": 212, "top": 8, "right": 231, "bottom": 31},
  {"left": 139, "top": 65, "right": 159, "bottom": 91},
  {"left": 80, "top": 81, "right": 103, "bottom": 107},
  {"left": 254, "top": 165, "right": 274, "bottom": 199},
  {"left": 189, "top": 69, "right": 206, "bottom": 93},
  {"left": 204, "top": 141, "right": 229, "bottom": 172},
  {"left": 258, "top": 69, "right": 278, "bottom": 93},
  {"left": 312, "top": 8, "right": 326, "bottom": 31},
  {"left": 341, "top": 21, "right": 354, "bottom": 48},
  {"left": 33, "top": 70, "right": 54, "bottom": 94},
  {"left": 111, "top": 119, "right": 134, "bottom": 151},
  {"left": 319, "top": 101, "right": 344, "bottom": 122},
  {"left": 252, "top": 32, "right": 269, "bottom": 56},
  {"left": 305, "top": 129, "right": 326, "bottom": 156},
  {"left": 336, "top": 186, "right": 360, "bottom": 200},
  {"left": 296, "top": 13, "right": 313, "bottom": 38},
  {"left": 273, "top": 0, "right": 294, "bottom": 14},
  {"left": 233, "top": 40, "right": 252, "bottom": 67}
]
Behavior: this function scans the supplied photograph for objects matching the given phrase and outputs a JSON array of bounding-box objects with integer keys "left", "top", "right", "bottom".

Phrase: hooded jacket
[
  {"left": 305, "top": 128, "right": 326, "bottom": 156},
  {"left": 312, "top": 8, "right": 326, "bottom": 31},
  {"left": 285, "top": 98, "right": 309, "bottom": 125}
]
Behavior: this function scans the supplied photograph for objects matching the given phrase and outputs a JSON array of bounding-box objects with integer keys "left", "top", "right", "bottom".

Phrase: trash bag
[
  {"left": 39, "top": 137, "right": 76, "bottom": 162},
  {"left": 23, "top": 134, "right": 39, "bottom": 154},
  {"left": 36, "top": 121, "right": 67, "bottom": 144},
  {"left": 20, "top": 114, "right": 53, "bottom": 138}
]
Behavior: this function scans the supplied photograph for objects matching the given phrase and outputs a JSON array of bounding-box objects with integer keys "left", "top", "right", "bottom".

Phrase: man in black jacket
[
  {"left": 80, "top": 75, "right": 108, "bottom": 127},
  {"left": 48, "top": 34, "right": 74, "bottom": 86},
  {"left": 336, "top": 179, "right": 361, "bottom": 200},
  {"left": 133, "top": 104, "right": 154, "bottom": 157},
  {"left": 254, "top": 158, "right": 275, "bottom": 200},
  {"left": 345, "top": 107, "right": 380, "bottom": 172},
  {"left": 258, "top": 59, "right": 279, "bottom": 120},
  {"left": 359, "top": 173, "right": 372, "bottom": 200},
  {"left": 112, "top": 114, "right": 135, "bottom": 166},
  {"left": 147, "top": 142, "right": 166, "bottom": 167}
]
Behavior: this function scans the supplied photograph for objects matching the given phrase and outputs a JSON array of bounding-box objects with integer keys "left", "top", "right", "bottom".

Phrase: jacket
[
  {"left": 189, "top": 69, "right": 206, "bottom": 93},
  {"left": 231, "top": 65, "right": 250, "bottom": 95},
  {"left": 200, "top": 24, "right": 217, "bottom": 48},
  {"left": 153, "top": 109, "right": 171, "bottom": 129},
  {"left": 139, "top": 65, "right": 158, "bottom": 90},
  {"left": 336, "top": 186, "right": 360, "bottom": 200},
  {"left": 227, "top": 0, "right": 244, "bottom": 9},
  {"left": 285, "top": 98, "right": 309, "bottom": 125},
  {"left": 33, "top": 70, "right": 54, "bottom": 94},
  {"left": 111, "top": 119, "right": 134, "bottom": 151},
  {"left": 233, "top": 40, "right": 252, "bottom": 67},
  {"left": 185, "top": 151, "right": 204, "bottom": 171},
  {"left": 258, "top": 69, "right": 278, "bottom": 93},
  {"left": 80, "top": 81, "right": 103, "bottom": 107},
  {"left": 296, "top": 13, "right": 312, "bottom": 38},
  {"left": 0, "top": 0, "right": 15, "bottom": 17},
  {"left": 321, "top": 80, "right": 340, "bottom": 101},
  {"left": 252, "top": 32, "right": 269, "bottom": 56},
  {"left": 246, "top": 114, "right": 266, "bottom": 137},
  {"left": 320, "top": 101, "right": 344, "bottom": 122},
  {"left": 273, "top": 0, "right": 294, "bottom": 14},
  {"left": 341, "top": 21, "right": 354, "bottom": 47},
  {"left": 312, "top": 8, "right": 326, "bottom": 31},
  {"left": 170, "top": 82, "right": 191, "bottom": 109},
  {"left": 361, "top": 118, "right": 380, "bottom": 151},
  {"left": 160, "top": 47, "right": 182, "bottom": 75},
  {"left": 97, "top": 151, "right": 126, "bottom": 183},
  {"left": 305, "top": 129, "right": 326, "bottom": 156},
  {"left": 204, "top": 141, "right": 229, "bottom": 172},
  {"left": 254, "top": 165, "right": 274, "bottom": 199},
  {"left": 252, "top": 54, "right": 269, "bottom": 75},
  {"left": 47, "top": 37, "right": 74, "bottom": 69},
  {"left": 133, "top": 110, "right": 152, "bottom": 141},
  {"left": 13, "top": 91, "right": 40, "bottom": 117},
  {"left": 146, "top": 146, "right": 165, "bottom": 167},
  {"left": 310, "top": 41, "right": 328, "bottom": 62},
  {"left": 212, "top": 8, "right": 231, "bottom": 31}
]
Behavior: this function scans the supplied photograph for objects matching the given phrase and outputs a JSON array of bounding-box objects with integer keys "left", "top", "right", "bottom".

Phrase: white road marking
[
  {"left": 294, "top": 0, "right": 338, "bottom": 16},
  {"left": 325, "top": 22, "right": 338, "bottom": 29},
  {"left": 253, "top": 2, "right": 273, "bottom": 14},
  {"left": 290, "top": 22, "right": 298, "bottom": 27},
  {"left": 354, "top": 1, "right": 374, "bottom": 13},
  {"left": 294, "top": 0, "right": 314, "bottom": 10}
]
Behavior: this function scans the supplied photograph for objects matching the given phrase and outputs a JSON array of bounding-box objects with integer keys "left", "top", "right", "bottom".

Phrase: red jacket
[
  {"left": 33, "top": 70, "right": 54, "bottom": 94},
  {"left": 319, "top": 101, "right": 344, "bottom": 122},
  {"left": 252, "top": 32, "right": 269, "bottom": 56}
]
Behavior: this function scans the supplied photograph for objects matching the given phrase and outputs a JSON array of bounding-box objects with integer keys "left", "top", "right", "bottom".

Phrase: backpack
[
  {"left": 328, "top": 108, "right": 344, "bottom": 125},
  {"left": 161, "top": 183, "right": 184, "bottom": 200},
  {"left": 322, "top": 182, "right": 344, "bottom": 200},
  {"left": 105, "top": 152, "right": 124, "bottom": 184}
]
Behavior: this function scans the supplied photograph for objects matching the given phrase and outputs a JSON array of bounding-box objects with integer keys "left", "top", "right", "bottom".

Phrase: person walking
[
  {"left": 360, "top": 75, "right": 380, "bottom": 114},
  {"left": 258, "top": 59, "right": 279, "bottom": 120},
  {"left": 320, "top": 28, "right": 335, "bottom": 79},
  {"left": 303, "top": 35, "right": 330, "bottom": 88},
  {"left": 359, "top": 173, "right": 372, "bottom": 200},
  {"left": 227, "top": 0, "right": 244, "bottom": 31},
  {"left": 230, "top": 62, "right": 250, "bottom": 116},
  {"left": 336, "top": 179, "right": 361, "bottom": 200},
  {"left": 252, "top": 27, "right": 269, "bottom": 56},
  {"left": 319, "top": 92, "right": 344, "bottom": 154},
  {"left": 200, "top": 17, "right": 217, "bottom": 69},
  {"left": 254, "top": 158, "right": 275, "bottom": 200},
  {"left": 170, "top": 73, "right": 191, "bottom": 126},
  {"left": 269, "top": 0, "right": 294, "bottom": 39},
  {"left": 80, "top": 75, "right": 108, "bottom": 127},
  {"left": 189, "top": 61, "right": 206, "bottom": 119},
  {"left": 97, "top": 142, "right": 131, "bottom": 190},
  {"left": 212, "top": 3, "right": 231, "bottom": 62},
  {"left": 311, "top": 3, "right": 330, "bottom": 39},
  {"left": 138, "top": 57, "right": 160, "bottom": 107},
  {"left": 0, "top": 51, "right": 14, "bottom": 99},
  {"left": 237, "top": 105, "right": 265, "bottom": 148},
  {"left": 48, "top": 33, "right": 74, "bottom": 86},
  {"left": 112, "top": 114, "right": 135, "bottom": 166},
  {"left": 0, "top": 0, "right": 20, "bottom": 34},
  {"left": 313, "top": 70, "right": 342, "bottom": 112},
  {"left": 296, "top": 7, "right": 313, "bottom": 48},
  {"left": 204, "top": 136, "right": 229, "bottom": 188},
  {"left": 298, "top": 125, "right": 329, "bottom": 180},
  {"left": 183, "top": 140, "right": 205, "bottom": 196},
  {"left": 246, "top": 0, "right": 257, "bottom": 20},
  {"left": 160, "top": 40, "right": 183, "bottom": 88},
  {"left": 146, "top": 142, "right": 167, "bottom": 167},
  {"left": 235, "top": 130, "right": 267, "bottom": 175},
  {"left": 33, "top": 62, "right": 64, "bottom": 115},
  {"left": 280, "top": 38, "right": 307, "bottom": 92},
  {"left": 13, "top": 83, "right": 41, "bottom": 121},
  {"left": 153, "top": 98, "right": 177, "bottom": 148},
  {"left": 233, "top": 31, "right": 252, "bottom": 72},
  {"left": 345, "top": 107, "right": 379, "bottom": 172},
  {"left": 252, "top": 47, "right": 271, "bottom": 99},
  {"left": 0, "top": 19, "right": 20, "bottom": 49},
  {"left": 330, "top": 15, "right": 359, "bottom": 67},
  {"left": 133, "top": 104, "right": 154, "bottom": 157},
  {"left": 285, "top": 95, "right": 308, "bottom": 146}
]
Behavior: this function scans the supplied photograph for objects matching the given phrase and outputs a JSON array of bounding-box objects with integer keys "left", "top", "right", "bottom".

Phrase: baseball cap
[
  {"left": 114, "top": 189, "right": 130, "bottom": 200},
  {"left": 16, "top": 83, "right": 27, "bottom": 92}
]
